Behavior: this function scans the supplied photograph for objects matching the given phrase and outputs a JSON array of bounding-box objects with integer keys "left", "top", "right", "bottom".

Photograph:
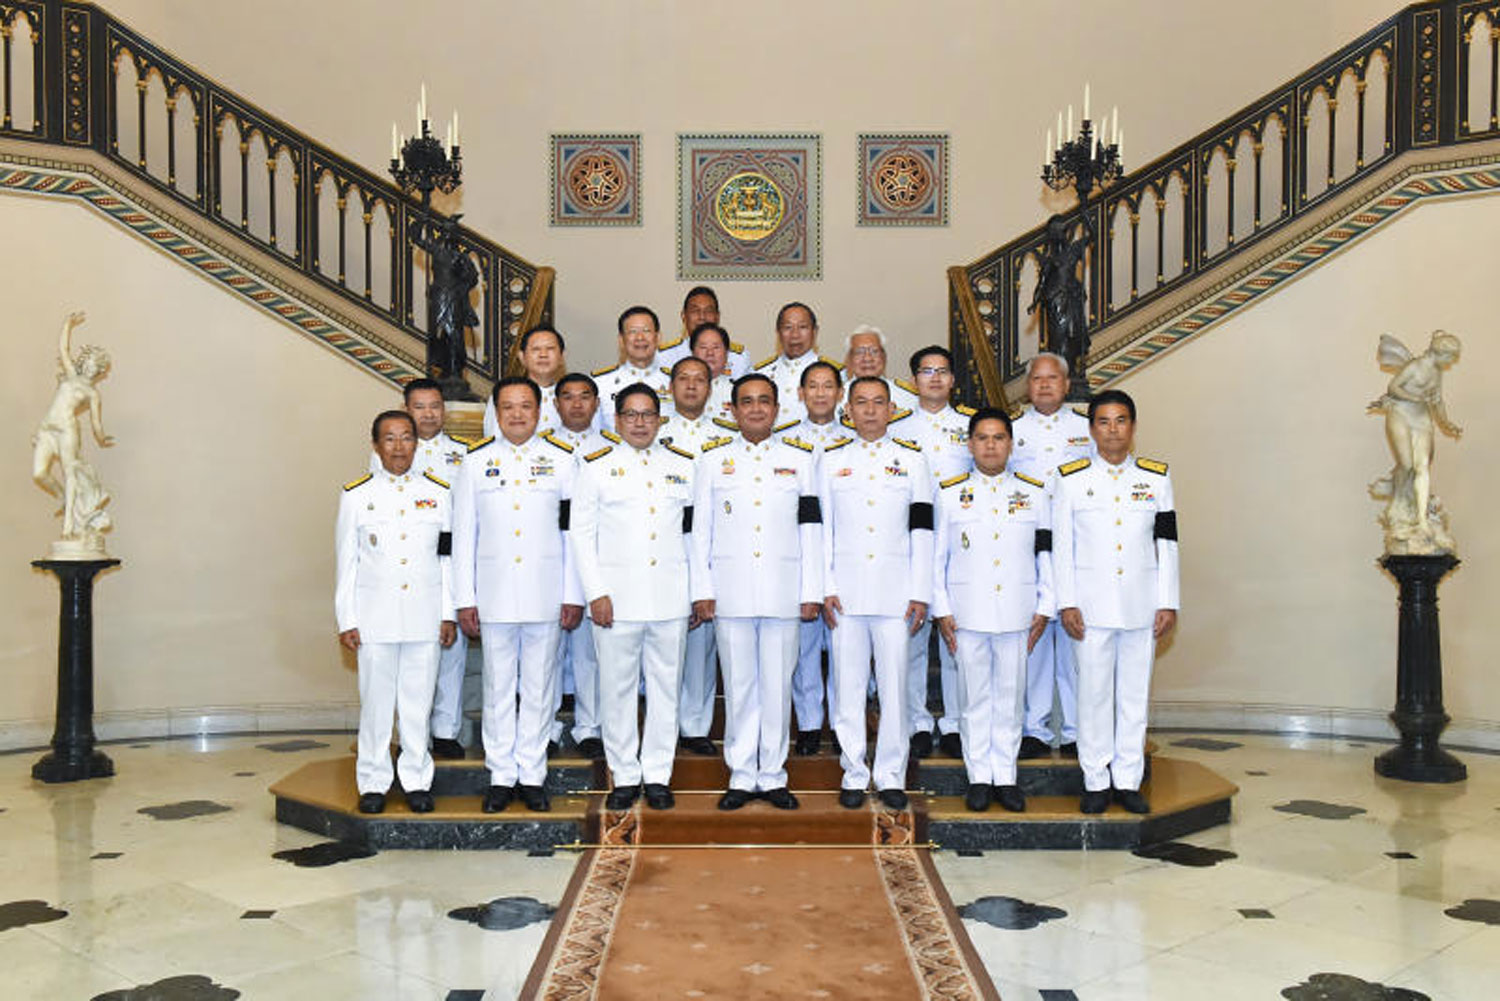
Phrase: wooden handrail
[
  {"left": 947, "top": 266, "right": 1008, "bottom": 413},
  {"left": 506, "top": 266, "right": 556, "bottom": 377}
]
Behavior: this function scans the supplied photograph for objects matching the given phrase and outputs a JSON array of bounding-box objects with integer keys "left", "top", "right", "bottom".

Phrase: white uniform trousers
[
  {"left": 907, "top": 618, "right": 960, "bottom": 737},
  {"left": 792, "top": 617, "right": 835, "bottom": 731},
  {"left": 480, "top": 621, "right": 562, "bottom": 787},
  {"left": 954, "top": 629, "right": 1027, "bottom": 786},
  {"left": 596, "top": 618, "right": 689, "bottom": 787},
  {"left": 717, "top": 617, "right": 799, "bottom": 791},
  {"left": 1024, "top": 618, "right": 1078, "bottom": 743},
  {"left": 428, "top": 630, "right": 478, "bottom": 741},
  {"left": 831, "top": 615, "right": 910, "bottom": 791},
  {"left": 678, "top": 620, "right": 719, "bottom": 739},
  {"left": 1072, "top": 626, "right": 1155, "bottom": 792},
  {"left": 556, "top": 617, "right": 601, "bottom": 742},
  {"left": 356, "top": 641, "right": 438, "bottom": 795}
]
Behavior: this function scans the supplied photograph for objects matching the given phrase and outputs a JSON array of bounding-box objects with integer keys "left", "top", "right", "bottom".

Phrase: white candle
[
  {"left": 415, "top": 101, "right": 422, "bottom": 133},
  {"left": 420, "top": 82, "right": 427, "bottom": 123},
  {"left": 1057, "top": 111, "right": 1063, "bottom": 146},
  {"left": 1111, "top": 107, "right": 1118, "bottom": 145},
  {"left": 1084, "top": 82, "right": 1090, "bottom": 122},
  {"left": 1067, "top": 105, "right": 1073, "bottom": 138},
  {"left": 1046, "top": 129, "right": 1053, "bottom": 164},
  {"left": 445, "top": 122, "right": 452, "bottom": 149},
  {"left": 391, "top": 122, "right": 398, "bottom": 159},
  {"left": 1118, "top": 129, "right": 1125, "bottom": 160}
]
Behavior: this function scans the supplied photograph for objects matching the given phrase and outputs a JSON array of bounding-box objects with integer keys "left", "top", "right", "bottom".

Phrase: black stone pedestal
[
  {"left": 31, "top": 558, "right": 120, "bottom": 783},
  {"left": 1374, "top": 553, "right": 1466, "bottom": 783}
]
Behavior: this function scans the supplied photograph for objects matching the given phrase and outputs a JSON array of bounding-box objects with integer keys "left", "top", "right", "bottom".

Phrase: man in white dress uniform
[
  {"left": 658, "top": 286, "right": 750, "bottom": 379},
  {"left": 594, "top": 306, "right": 671, "bottom": 431},
  {"left": 753, "top": 302, "right": 843, "bottom": 426},
  {"left": 336, "top": 410, "right": 456, "bottom": 815}
]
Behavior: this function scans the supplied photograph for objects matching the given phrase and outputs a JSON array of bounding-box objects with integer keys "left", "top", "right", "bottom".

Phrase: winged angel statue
[{"left": 1367, "top": 330, "right": 1461, "bottom": 555}]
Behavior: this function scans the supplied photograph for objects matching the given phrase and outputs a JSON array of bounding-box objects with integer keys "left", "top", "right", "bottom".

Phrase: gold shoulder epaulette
[
  {"left": 601, "top": 429, "right": 623, "bottom": 444},
  {"left": 819, "top": 354, "right": 845, "bottom": 370},
  {"left": 343, "top": 472, "right": 373, "bottom": 491},
  {"left": 730, "top": 341, "right": 745, "bottom": 353},
  {"left": 658, "top": 414, "right": 670, "bottom": 425},
  {"left": 939, "top": 472, "right": 970, "bottom": 489},
  {"left": 773, "top": 418, "right": 799, "bottom": 433},
  {"left": 664, "top": 442, "right": 695, "bottom": 460},
  {"left": 712, "top": 416, "right": 740, "bottom": 432},
  {"left": 466, "top": 436, "right": 495, "bottom": 453},
  {"left": 702, "top": 436, "right": 735, "bottom": 452},
  {"left": 423, "top": 470, "right": 450, "bottom": 489},
  {"left": 1014, "top": 471, "right": 1045, "bottom": 488},
  {"left": 541, "top": 431, "right": 574, "bottom": 453},
  {"left": 893, "top": 437, "right": 921, "bottom": 452},
  {"left": 1137, "top": 457, "right": 1169, "bottom": 475},
  {"left": 584, "top": 445, "right": 613, "bottom": 462},
  {"left": 824, "top": 437, "right": 853, "bottom": 452},
  {"left": 1072, "top": 405, "right": 1089, "bottom": 418},
  {"left": 659, "top": 334, "right": 684, "bottom": 350},
  {"left": 592, "top": 363, "right": 620, "bottom": 377},
  {"left": 448, "top": 433, "right": 475, "bottom": 448},
  {"left": 782, "top": 436, "right": 813, "bottom": 453},
  {"left": 890, "top": 407, "right": 914, "bottom": 422},
  {"left": 754, "top": 354, "right": 778, "bottom": 370},
  {"left": 894, "top": 377, "right": 917, "bottom": 394},
  {"left": 1059, "top": 457, "right": 1091, "bottom": 476},
  {"left": 839, "top": 415, "right": 856, "bottom": 429},
  {"left": 955, "top": 404, "right": 977, "bottom": 416},
  {"left": 660, "top": 366, "right": 672, "bottom": 377}
]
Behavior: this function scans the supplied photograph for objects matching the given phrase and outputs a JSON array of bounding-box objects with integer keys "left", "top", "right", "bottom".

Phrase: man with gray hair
[
  {"left": 1009, "top": 351, "right": 1093, "bottom": 760},
  {"left": 841, "top": 325, "right": 918, "bottom": 417}
]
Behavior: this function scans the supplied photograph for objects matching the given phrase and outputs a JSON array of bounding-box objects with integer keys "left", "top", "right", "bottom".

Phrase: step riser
[
  {"left": 929, "top": 798, "right": 1231, "bottom": 851},
  {"left": 430, "top": 763, "right": 599, "bottom": 797}
]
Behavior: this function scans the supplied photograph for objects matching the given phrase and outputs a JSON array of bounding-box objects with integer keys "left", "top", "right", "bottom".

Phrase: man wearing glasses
[
  {"left": 839, "top": 325, "right": 918, "bottom": 419},
  {"left": 902, "top": 346, "right": 977, "bottom": 761},
  {"left": 569, "top": 384, "right": 697, "bottom": 811},
  {"left": 594, "top": 306, "right": 672, "bottom": 431}
]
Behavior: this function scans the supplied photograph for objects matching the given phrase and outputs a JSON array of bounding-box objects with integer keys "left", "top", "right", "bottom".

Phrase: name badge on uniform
[
  {"left": 415, "top": 498, "right": 437, "bottom": 509},
  {"left": 1068, "top": 435, "right": 1089, "bottom": 446},
  {"left": 835, "top": 468, "right": 853, "bottom": 478},
  {"left": 1007, "top": 491, "right": 1031, "bottom": 514},
  {"left": 531, "top": 462, "right": 554, "bottom": 477},
  {"left": 665, "top": 473, "right": 687, "bottom": 485},
  {"left": 773, "top": 467, "right": 795, "bottom": 477},
  {"left": 885, "top": 464, "right": 908, "bottom": 478}
]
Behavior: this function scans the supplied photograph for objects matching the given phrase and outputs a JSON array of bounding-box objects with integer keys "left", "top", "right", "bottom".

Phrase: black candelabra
[
  {"left": 390, "top": 118, "right": 462, "bottom": 211},
  {"left": 1042, "top": 118, "right": 1122, "bottom": 201}
]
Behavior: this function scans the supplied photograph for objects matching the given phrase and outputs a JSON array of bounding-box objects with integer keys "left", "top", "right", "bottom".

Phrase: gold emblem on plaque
[{"left": 714, "top": 171, "right": 785, "bottom": 241}]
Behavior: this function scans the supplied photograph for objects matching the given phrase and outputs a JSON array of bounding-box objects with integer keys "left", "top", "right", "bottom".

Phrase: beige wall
[
  {"left": 0, "top": 194, "right": 395, "bottom": 742},
  {"left": 101, "top": 0, "right": 1393, "bottom": 370},
  {"left": 1133, "top": 193, "right": 1498, "bottom": 737}
]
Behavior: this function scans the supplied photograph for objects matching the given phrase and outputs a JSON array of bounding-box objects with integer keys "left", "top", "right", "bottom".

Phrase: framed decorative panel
[
  {"left": 677, "top": 133, "right": 821, "bottom": 280},
  {"left": 858, "top": 133, "right": 949, "bottom": 226},
  {"left": 551, "top": 134, "right": 641, "bottom": 226}
]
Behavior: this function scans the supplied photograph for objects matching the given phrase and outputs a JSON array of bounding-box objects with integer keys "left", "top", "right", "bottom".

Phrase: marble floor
[{"left": 0, "top": 733, "right": 1496, "bottom": 1000}]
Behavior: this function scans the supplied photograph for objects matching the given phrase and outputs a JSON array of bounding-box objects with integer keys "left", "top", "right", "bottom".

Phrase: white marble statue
[
  {"left": 32, "top": 311, "right": 116, "bottom": 559},
  {"left": 1367, "top": 330, "right": 1461, "bottom": 556}
]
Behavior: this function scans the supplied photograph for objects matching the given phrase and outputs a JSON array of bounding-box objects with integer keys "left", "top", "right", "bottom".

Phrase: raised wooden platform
[{"left": 270, "top": 740, "right": 1236, "bottom": 851}]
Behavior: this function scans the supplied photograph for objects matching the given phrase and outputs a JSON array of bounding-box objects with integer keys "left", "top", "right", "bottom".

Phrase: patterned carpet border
[{"left": 528, "top": 848, "right": 638, "bottom": 1001}]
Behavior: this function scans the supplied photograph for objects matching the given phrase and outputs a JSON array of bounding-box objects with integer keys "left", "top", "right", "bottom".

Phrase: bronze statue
[
  {"left": 1027, "top": 212, "right": 1093, "bottom": 396},
  {"left": 411, "top": 213, "right": 479, "bottom": 400}
]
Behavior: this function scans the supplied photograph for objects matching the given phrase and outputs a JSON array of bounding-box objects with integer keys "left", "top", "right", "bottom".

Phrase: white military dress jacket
[
  {"left": 657, "top": 410, "right": 728, "bottom": 457},
  {"left": 893, "top": 403, "right": 975, "bottom": 488},
  {"left": 593, "top": 361, "right": 671, "bottom": 430},
  {"left": 335, "top": 468, "right": 455, "bottom": 642},
  {"left": 658, "top": 336, "right": 751, "bottom": 379},
  {"left": 1009, "top": 405, "right": 1092, "bottom": 481},
  {"left": 932, "top": 469, "right": 1056, "bottom": 632},
  {"left": 754, "top": 352, "right": 843, "bottom": 425},
  {"left": 451, "top": 431, "right": 581, "bottom": 622},
  {"left": 367, "top": 431, "right": 470, "bottom": 478},
  {"left": 817, "top": 434, "right": 935, "bottom": 617},
  {"left": 569, "top": 437, "right": 697, "bottom": 622},
  {"left": 1052, "top": 454, "right": 1179, "bottom": 630},
  {"left": 690, "top": 434, "right": 824, "bottom": 619}
]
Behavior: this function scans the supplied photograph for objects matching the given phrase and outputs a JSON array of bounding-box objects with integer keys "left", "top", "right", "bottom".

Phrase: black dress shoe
[
  {"left": 877, "top": 787, "right": 909, "bottom": 810},
  {"left": 838, "top": 788, "right": 866, "bottom": 809},
  {"left": 938, "top": 732, "right": 963, "bottom": 759},
  {"left": 1114, "top": 788, "right": 1150, "bottom": 814},
  {"left": 430, "top": 738, "right": 466, "bottom": 760},
  {"left": 964, "top": 783, "right": 991, "bottom": 812},
  {"left": 546, "top": 740, "right": 560, "bottom": 758},
  {"left": 1018, "top": 736, "right": 1052, "bottom": 760},
  {"left": 678, "top": 736, "right": 717, "bottom": 756},
  {"left": 995, "top": 784, "right": 1026, "bottom": 813},
  {"left": 518, "top": 784, "right": 551, "bottom": 812},
  {"left": 1057, "top": 741, "right": 1079, "bottom": 759},
  {"left": 909, "top": 731, "right": 934, "bottom": 759},
  {"left": 763, "top": 787, "right": 799, "bottom": 810},
  {"left": 605, "top": 785, "right": 640, "bottom": 810},
  {"left": 794, "top": 730, "right": 821, "bottom": 756},
  {"left": 577, "top": 737, "right": 605, "bottom": 760},
  {"left": 357, "top": 792, "right": 386, "bottom": 814},
  {"left": 1079, "top": 789, "right": 1110, "bottom": 814},
  {"left": 405, "top": 790, "right": 435, "bottom": 813},
  {"left": 482, "top": 785, "right": 513, "bottom": 813},
  {"left": 718, "top": 788, "right": 752, "bottom": 811},
  {"left": 643, "top": 783, "right": 675, "bottom": 810}
]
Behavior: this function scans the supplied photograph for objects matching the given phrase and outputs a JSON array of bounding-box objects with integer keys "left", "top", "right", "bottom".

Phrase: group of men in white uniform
[{"left": 334, "top": 289, "right": 1179, "bottom": 817}]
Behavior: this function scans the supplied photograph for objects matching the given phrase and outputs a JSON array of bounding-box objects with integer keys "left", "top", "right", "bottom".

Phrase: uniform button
[
  {"left": 868, "top": 474, "right": 875, "bottom": 480},
  {"left": 1045, "top": 446, "right": 1054, "bottom": 452},
  {"left": 993, "top": 559, "right": 1000, "bottom": 566},
  {"left": 754, "top": 500, "right": 762, "bottom": 507},
  {"left": 400, "top": 558, "right": 407, "bottom": 565},
  {"left": 515, "top": 556, "right": 523, "bottom": 563},
  {"left": 401, "top": 583, "right": 409, "bottom": 590},
  {"left": 397, "top": 486, "right": 404, "bottom": 492},
  {"left": 649, "top": 532, "right": 657, "bottom": 540},
  {"left": 649, "top": 506, "right": 656, "bottom": 514},
  {"left": 1116, "top": 568, "right": 1124, "bottom": 575},
  {"left": 755, "top": 476, "right": 762, "bottom": 483},
  {"left": 1115, "top": 518, "right": 1122, "bottom": 526},
  {"left": 868, "top": 526, "right": 875, "bottom": 533},
  {"left": 753, "top": 551, "right": 761, "bottom": 558},
  {"left": 400, "top": 533, "right": 406, "bottom": 540},
  {"left": 867, "top": 499, "right": 875, "bottom": 507},
  {"left": 866, "top": 554, "right": 874, "bottom": 560},
  {"left": 515, "top": 529, "right": 522, "bottom": 537},
  {"left": 993, "top": 532, "right": 999, "bottom": 540},
  {"left": 991, "top": 508, "right": 999, "bottom": 515},
  {"left": 399, "top": 510, "right": 405, "bottom": 517},
  {"left": 1115, "top": 496, "right": 1120, "bottom": 502},
  {"left": 650, "top": 558, "right": 657, "bottom": 566},
  {"left": 995, "top": 584, "right": 1003, "bottom": 592},
  {"left": 1116, "top": 543, "right": 1122, "bottom": 550},
  {"left": 754, "top": 525, "right": 761, "bottom": 532},
  {"left": 513, "top": 503, "right": 520, "bottom": 511}
]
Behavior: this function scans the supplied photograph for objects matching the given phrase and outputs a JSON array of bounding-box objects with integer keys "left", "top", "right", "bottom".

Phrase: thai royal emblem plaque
[{"left": 677, "top": 133, "right": 821, "bottom": 280}]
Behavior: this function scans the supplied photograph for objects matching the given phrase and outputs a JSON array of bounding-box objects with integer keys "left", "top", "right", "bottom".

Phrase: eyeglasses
[
  {"left": 618, "top": 410, "right": 659, "bottom": 423},
  {"left": 916, "top": 366, "right": 952, "bottom": 377},
  {"left": 849, "top": 346, "right": 884, "bottom": 357}
]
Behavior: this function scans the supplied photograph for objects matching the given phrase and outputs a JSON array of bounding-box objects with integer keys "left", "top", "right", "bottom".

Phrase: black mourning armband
[
  {"left": 798, "top": 495, "right": 823, "bottom": 524},
  {"left": 1034, "top": 529, "right": 1053, "bottom": 554},
  {"left": 908, "top": 501, "right": 934, "bottom": 532},
  {"left": 558, "top": 499, "right": 571, "bottom": 531},
  {"left": 682, "top": 505, "right": 694, "bottom": 533},
  {"left": 437, "top": 531, "right": 452, "bottom": 556},
  {"left": 1154, "top": 511, "right": 1178, "bottom": 541}
]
